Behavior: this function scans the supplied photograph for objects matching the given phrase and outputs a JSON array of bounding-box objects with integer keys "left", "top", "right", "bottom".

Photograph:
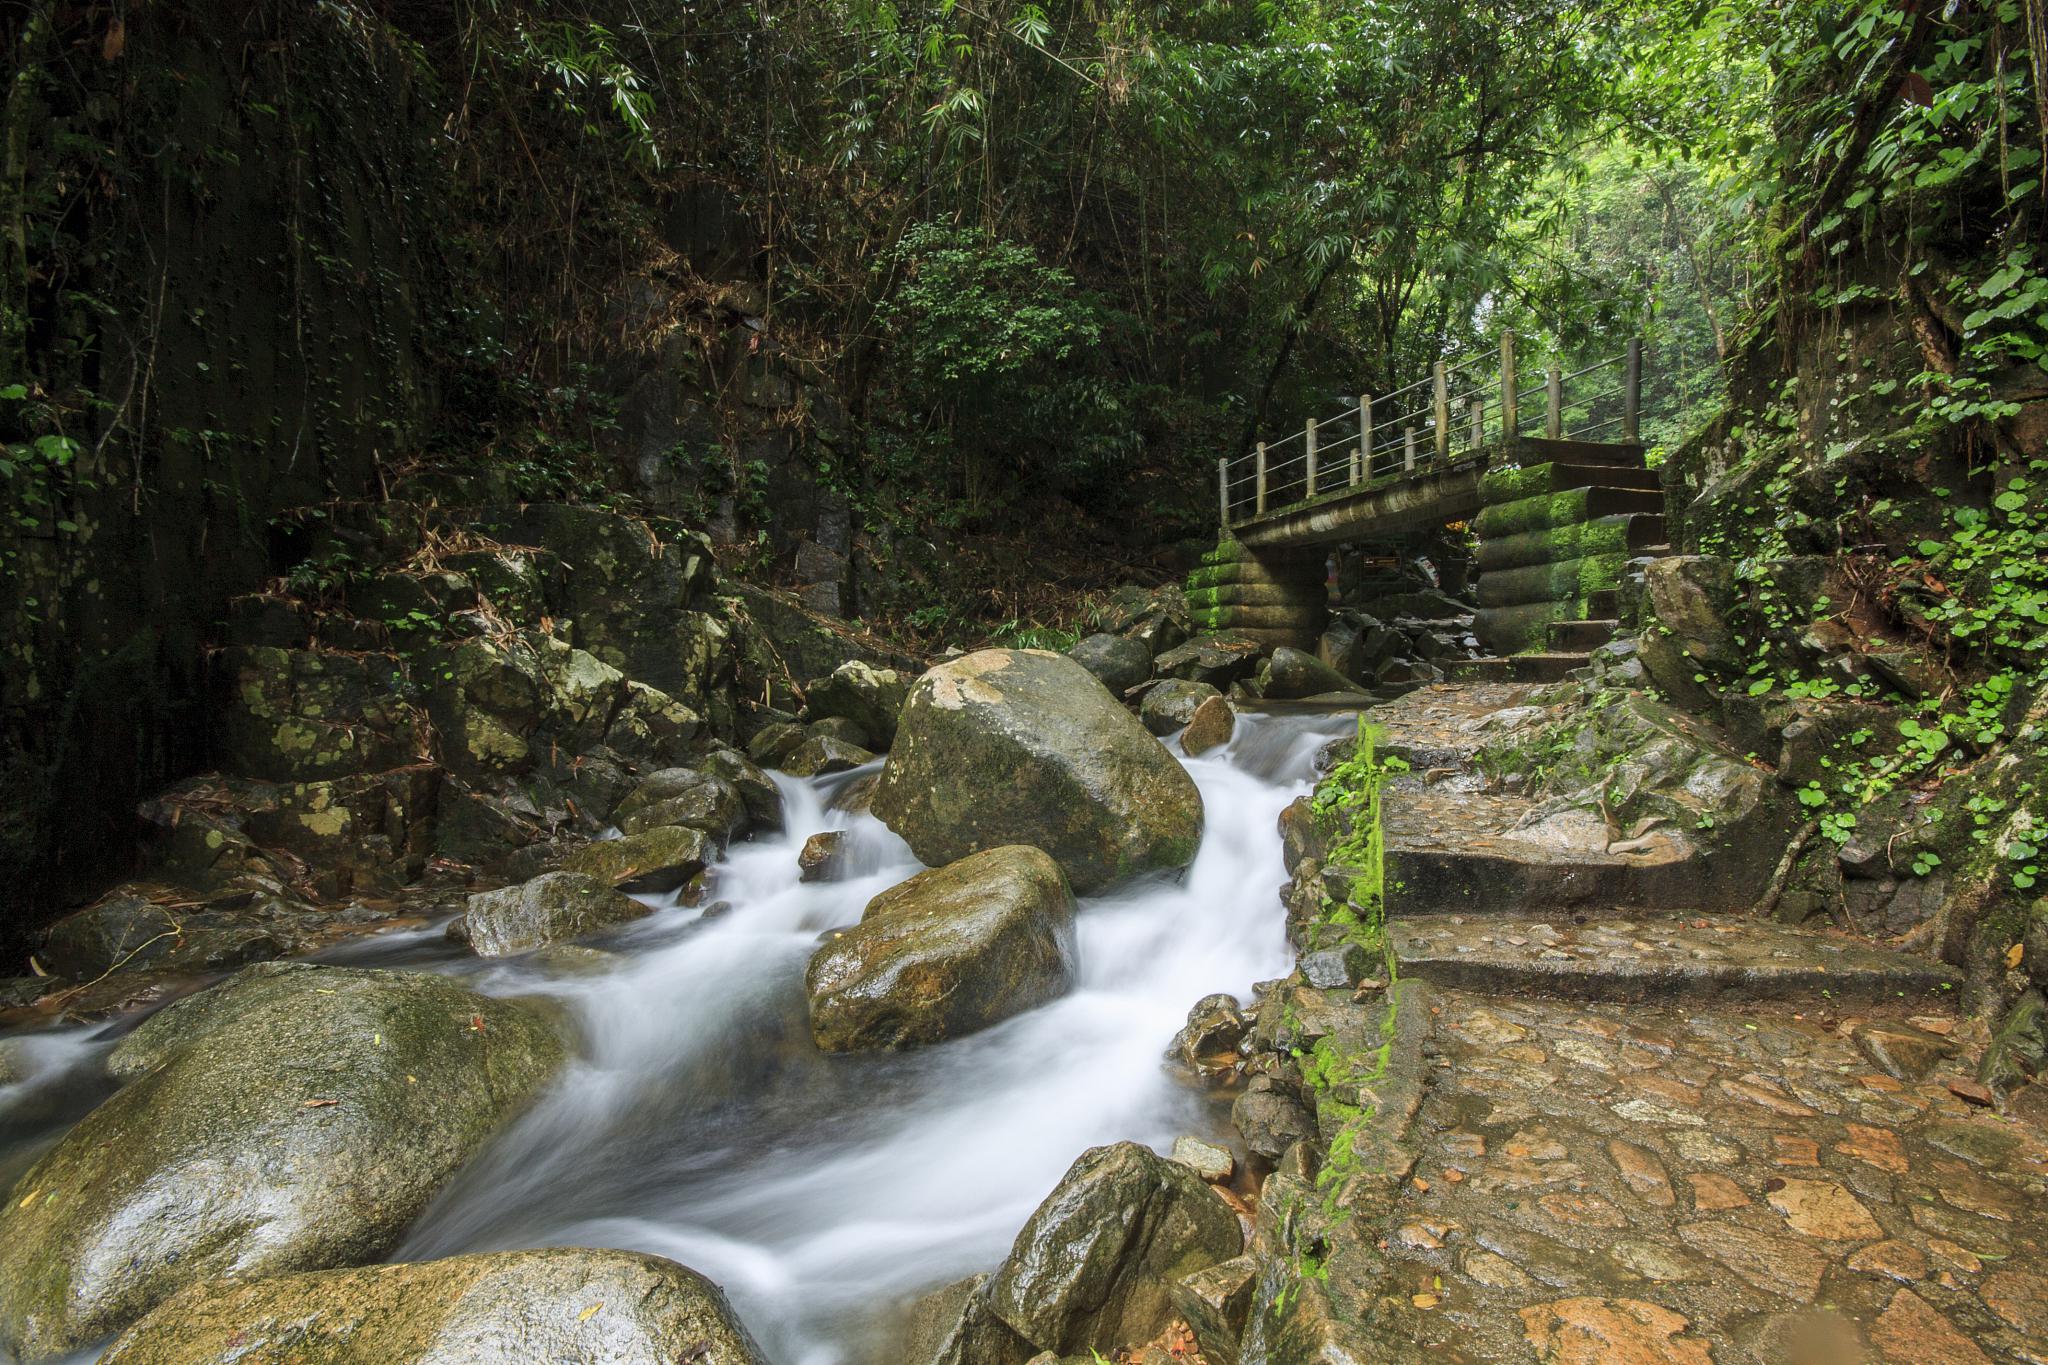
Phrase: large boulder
[
  {"left": 1140, "top": 680, "right": 1222, "bottom": 736},
  {"left": 806, "top": 846, "right": 1077, "bottom": 1052},
  {"left": 1260, "top": 647, "right": 1364, "bottom": 700},
  {"left": 983, "top": 1141, "right": 1244, "bottom": 1357},
  {"left": 452, "top": 871, "right": 650, "bottom": 957},
  {"left": 1068, "top": 634, "right": 1152, "bottom": 696},
  {"left": 0, "top": 964, "right": 565, "bottom": 1356},
  {"left": 701, "top": 746, "right": 785, "bottom": 830},
  {"left": 215, "top": 647, "right": 420, "bottom": 782},
  {"left": 98, "top": 1249, "right": 768, "bottom": 1365},
  {"left": 806, "top": 660, "right": 913, "bottom": 749},
  {"left": 873, "top": 651, "right": 1204, "bottom": 893},
  {"left": 782, "top": 734, "right": 875, "bottom": 777},
  {"left": 612, "top": 767, "right": 748, "bottom": 844},
  {"left": 1637, "top": 555, "right": 1742, "bottom": 705},
  {"left": 1182, "top": 696, "right": 1236, "bottom": 757},
  {"left": 1151, "top": 633, "right": 1263, "bottom": 690}
]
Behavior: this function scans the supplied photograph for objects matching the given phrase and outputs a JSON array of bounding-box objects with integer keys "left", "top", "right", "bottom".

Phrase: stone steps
[
  {"left": 1388, "top": 915, "right": 1961, "bottom": 1004},
  {"left": 1512, "top": 436, "right": 1648, "bottom": 468},
  {"left": 1545, "top": 619, "right": 1616, "bottom": 651},
  {"left": 1446, "top": 652, "right": 1587, "bottom": 683}
]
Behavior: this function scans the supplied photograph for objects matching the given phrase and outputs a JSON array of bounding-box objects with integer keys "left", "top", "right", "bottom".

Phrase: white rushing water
[{"left": 0, "top": 709, "right": 1348, "bottom": 1365}]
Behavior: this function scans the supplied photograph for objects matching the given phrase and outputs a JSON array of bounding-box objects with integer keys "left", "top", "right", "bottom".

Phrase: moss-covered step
[
  {"left": 1189, "top": 603, "right": 1328, "bottom": 633},
  {"left": 1185, "top": 582, "right": 1329, "bottom": 612},
  {"left": 1473, "top": 485, "right": 1662, "bottom": 539},
  {"left": 1474, "top": 600, "right": 1582, "bottom": 655},
  {"left": 1473, "top": 513, "right": 1665, "bottom": 573},
  {"left": 1479, "top": 462, "right": 1659, "bottom": 504},
  {"left": 1186, "top": 559, "right": 1327, "bottom": 592},
  {"left": 1476, "top": 551, "right": 1630, "bottom": 610},
  {"left": 1197, "top": 537, "right": 1322, "bottom": 571}
]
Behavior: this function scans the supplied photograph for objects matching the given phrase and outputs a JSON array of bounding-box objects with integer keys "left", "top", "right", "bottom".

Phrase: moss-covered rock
[
  {"left": 805, "top": 846, "right": 1077, "bottom": 1051},
  {"left": 1140, "top": 680, "right": 1222, "bottom": 736},
  {"left": 453, "top": 870, "right": 650, "bottom": 957},
  {"left": 1068, "top": 634, "right": 1153, "bottom": 696},
  {"left": 214, "top": 647, "right": 421, "bottom": 782},
  {"left": 0, "top": 963, "right": 565, "bottom": 1356},
  {"left": 782, "top": 734, "right": 875, "bottom": 777},
  {"left": 96, "top": 1248, "right": 768, "bottom": 1365},
  {"left": 700, "top": 746, "right": 784, "bottom": 830},
  {"left": 613, "top": 768, "right": 748, "bottom": 844},
  {"left": 556, "top": 824, "right": 711, "bottom": 895},
  {"left": 874, "top": 650, "right": 1204, "bottom": 893},
  {"left": 1260, "top": 647, "right": 1362, "bottom": 700},
  {"left": 806, "top": 660, "right": 913, "bottom": 749}
]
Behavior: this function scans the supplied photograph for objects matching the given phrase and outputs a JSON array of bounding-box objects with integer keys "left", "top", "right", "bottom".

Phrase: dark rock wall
[{"left": 1, "top": 5, "right": 444, "bottom": 952}]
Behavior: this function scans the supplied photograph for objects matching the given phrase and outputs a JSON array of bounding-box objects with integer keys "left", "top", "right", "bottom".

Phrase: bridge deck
[{"left": 1231, "top": 450, "right": 1490, "bottom": 549}]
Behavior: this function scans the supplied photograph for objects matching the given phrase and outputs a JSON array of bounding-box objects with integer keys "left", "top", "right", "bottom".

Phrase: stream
[{"left": 0, "top": 709, "right": 1349, "bottom": 1365}]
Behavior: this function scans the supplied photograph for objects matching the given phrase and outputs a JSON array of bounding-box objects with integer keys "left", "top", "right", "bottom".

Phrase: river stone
[
  {"left": 904, "top": 1273, "right": 1036, "bottom": 1365},
  {"left": 557, "top": 824, "right": 711, "bottom": 894},
  {"left": 97, "top": 1247, "right": 767, "bottom": 1365},
  {"left": 0, "top": 963, "right": 565, "bottom": 1357},
  {"left": 613, "top": 768, "right": 748, "bottom": 844},
  {"left": 984, "top": 1141, "right": 1243, "bottom": 1357},
  {"left": 1173, "top": 1254, "right": 1257, "bottom": 1365},
  {"left": 1261, "top": 647, "right": 1361, "bottom": 700},
  {"left": 805, "top": 846, "right": 1077, "bottom": 1052},
  {"left": 782, "top": 734, "right": 876, "bottom": 777},
  {"left": 453, "top": 871, "right": 649, "bottom": 957},
  {"left": 800, "top": 830, "right": 847, "bottom": 883},
  {"left": 1069, "top": 633, "right": 1152, "bottom": 696},
  {"left": 807, "top": 660, "right": 912, "bottom": 749},
  {"left": 873, "top": 650, "right": 1204, "bottom": 893},
  {"left": 1182, "top": 696, "right": 1236, "bottom": 757},
  {"left": 747, "top": 721, "right": 807, "bottom": 768},
  {"left": 1173, "top": 993, "right": 1248, "bottom": 1081},
  {"left": 1152, "top": 634, "right": 1264, "bottom": 690},
  {"left": 39, "top": 891, "right": 285, "bottom": 981},
  {"left": 1140, "top": 679, "right": 1222, "bottom": 735}
]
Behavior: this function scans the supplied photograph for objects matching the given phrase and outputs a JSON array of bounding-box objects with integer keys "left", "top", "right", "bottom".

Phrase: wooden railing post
[
  {"left": 1404, "top": 427, "right": 1417, "bottom": 474},
  {"left": 1304, "top": 417, "right": 1319, "bottom": 499},
  {"left": 1469, "top": 397, "right": 1483, "bottom": 451},
  {"left": 1501, "top": 333, "right": 1518, "bottom": 440},
  {"left": 1355, "top": 393, "right": 1371, "bottom": 486},
  {"left": 1255, "top": 442, "right": 1269, "bottom": 515},
  {"left": 1546, "top": 363, "right": 1563, "bottom": 440},
  {"left": 1432, "top": 361, "right": 1450, "bottom": 462},
  {"left": 1624, "top": 338, "right": 1643, "bottom": 443},
  {"left": 1218, "top": 457, "right": 1230, "bottom": 528}
]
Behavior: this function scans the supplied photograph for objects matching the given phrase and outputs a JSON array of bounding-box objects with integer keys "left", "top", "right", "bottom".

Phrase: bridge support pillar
[{"left": 1184, "top": 537, "right": 1329, "bottom": 653}]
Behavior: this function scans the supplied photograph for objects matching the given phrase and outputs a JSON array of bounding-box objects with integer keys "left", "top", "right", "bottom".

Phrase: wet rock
[
  {"left": 808, "top": 715, "right": 874, "bottom": 748},
  {"left": 1635, "top": 556, "right": 1740, "bottom": 704},
  {"left": 1171, "top": 1136, "right": 1235, "bottom": 1183},
  {"left": 1856, "top": 1019, "right": 1954, "bottom": 1080},
  {"left": 1152, "top": 634, "right": 1264, "bottom": 690},
  {"left": 1069, "top": 633, "right": 1153, "bottom": 696},
  {"left": 1277, "top": 796, "right": 1326, "bottom": 878},
  {"left": 453, "top": 871, "right": 649, "bottom": 957},
  {"left": 1171, "top": 1255, "right": 1256, "bottom": 1365},
  {"left": 557, "top": 825, "right": 711, "bottom": 895},
  {"left": 0, "top": 963, "right": 565, "bottom": 1356},
  {"left": 1173, "top": 993, "right": 1248, "bottom": 1081},
  {"left": 613, "top": 768, "right": 748, "bottom": 845},
  {"left": 1232, "top": 1075, "right": 1314, "bottom": 1160},
  {"left": 1676, "top": 1221, "right": 1829, "bottom": 1303},
  {"left": 1765, "top": 1179, "right": 1883, "bottom": 1241},
  {"left": 874, "top": 650, "right": 1203, "bottom": 894},
  {"left": 903, "top": 1273, "right": 1034, "bottom": 1365},
  {"left": 97, "top": 1248, "right": 768, "bottom": 1365},
  {"left": 799, "top": 831, "right": 846, "bottom": 883},
  {"left": 747, "top": 721, "right": 808, "bottom": 768},
  {"left": 805, "top": 846, "right": 1077, "bottom": 1052},
  {"left": 984, "top": 1141, "right": 1243, "bottom": 1357},
  {"left": 1517, "top": 1298, "right": 1712, "bottom": 1365},
  {"left": 1140, "top": 680, "right": 1222, "bottom": 736},
  {"left": 1979, "top": 989, "right": 2045, "bottom": 1092},
  {"left": 1182, "top": 696, "right": 1236, "bottom": 757},
  {"left": 700, "top": 746, "right": 784, "bottom": 831},
  {"left": 214, "top": 646, "right": 420, "bottom": 782},
  {"left": 1260, "top": 647, "right": 1362, "bottom": 701},
  {"left": 782, "top": 734, "right": 875, "bottom": 777},
  {"left": 805, "top": 661, "right": 912, "bottom": 750},
  {"left": 1316, "top": 613, "right": 1394, "bottom": 683},
  {"left": 38, "top": 889, "right": 285, "bottom": 981},
  {"left": 1868, "top": 1288, "right": 1993, "bottom": 1364}
]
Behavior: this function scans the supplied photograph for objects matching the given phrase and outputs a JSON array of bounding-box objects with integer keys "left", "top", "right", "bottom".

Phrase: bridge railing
[{"left": 1220, "top": 334, "right": 1647, "bottom": 527}]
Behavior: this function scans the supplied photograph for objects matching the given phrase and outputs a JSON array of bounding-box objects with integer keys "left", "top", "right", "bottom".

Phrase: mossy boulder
[
  {"left": 613, "top": 768, "right": 748, "bottom": 844},
  {"left": 556, "top": 824, "right": 711, "bottom": 895},
  {"left": 1637, "top": 555, "right": 1742, "bottom": 704},
  {"left": 874, "top": 651, "right": 1204, "bottom": 893},
  {"left": 0, "top": 963, "right": 565, "bottom": 1357},
  {"left": 453, "top": 871, "right": 650, "bottom": 957},
  {"left": 806, "top": 660, "right": 913, "bottom": 749},
  {"left": 782, "top": 734, "right": 875, "bottom": 777},
  {"left": 1181, "top": 697, "right": 1236, "bottom": 757},
  {"left": 39, "top": 888, "right": 285, "bottom": 981},
  {"left": 805, "top": 846, "right": 1077, "bottom": 1052},
  {"left": 983, "top": 1141, "right": 1243, "bottom": 1358},
  {"left": 1151, "top": 634, "right": 1264, "bottom": 690},
  {"left": 1260, "top": 647, "right": 1362, "bottom": 700},
  {"left": 1140, "top": 680, "right": 1222, "bottom": 736},
  {"left": 96, "top": 1248, "right": 768, "bottom": 1365},
  {"left": 700, "top": 746, "right": 784, "bottom": 830}
]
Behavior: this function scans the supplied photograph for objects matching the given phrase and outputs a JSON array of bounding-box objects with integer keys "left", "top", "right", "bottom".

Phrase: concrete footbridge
[{"left": 1189, "top": 338, "right": 1670, "bottom": 657}]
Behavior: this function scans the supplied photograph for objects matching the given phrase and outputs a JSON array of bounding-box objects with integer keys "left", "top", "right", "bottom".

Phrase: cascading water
[{"left": 0, "top": 710, "right": 1348, "bottom": 1365}]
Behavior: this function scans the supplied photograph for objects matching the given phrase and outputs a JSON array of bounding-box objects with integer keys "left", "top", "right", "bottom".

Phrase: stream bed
[{"left": 0, "top": 710, "right": 1349, "bottom": 1365}]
